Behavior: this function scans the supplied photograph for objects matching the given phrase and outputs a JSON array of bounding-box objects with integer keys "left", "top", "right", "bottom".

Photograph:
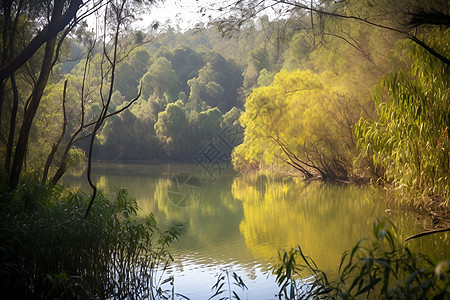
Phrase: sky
[{"left": 135, "top": 0, "right": 224, "bottom": 31}]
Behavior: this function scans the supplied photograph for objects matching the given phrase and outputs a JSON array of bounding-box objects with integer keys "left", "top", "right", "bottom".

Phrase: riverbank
[
  {"left": 252, "top": 162, "right": 450, "bottom": 229},
  {"left": 1, "top": 163, "right": 449, "bottom": 298}
]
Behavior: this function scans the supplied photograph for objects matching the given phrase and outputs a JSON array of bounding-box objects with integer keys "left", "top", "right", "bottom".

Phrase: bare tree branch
[{"left": 405, "top": 227, "right": 450, "bottom": 241}]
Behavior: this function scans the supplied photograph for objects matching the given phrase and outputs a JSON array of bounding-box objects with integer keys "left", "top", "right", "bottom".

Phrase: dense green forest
[
  {"left": 4, "top": 0, "right": 446, "bottom": 207},
  {"left": 0, "top": 0, "right": 449, "bottom": 298}
]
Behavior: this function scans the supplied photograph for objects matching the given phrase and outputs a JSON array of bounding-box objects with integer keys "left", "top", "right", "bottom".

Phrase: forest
[{"left": 0, "top": 0, "right": 449, "bottom": 298}]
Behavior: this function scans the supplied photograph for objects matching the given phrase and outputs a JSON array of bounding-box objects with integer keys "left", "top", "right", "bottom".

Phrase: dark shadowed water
[{"left": 63, "top": 162, "right": 449, "bottom": 299}]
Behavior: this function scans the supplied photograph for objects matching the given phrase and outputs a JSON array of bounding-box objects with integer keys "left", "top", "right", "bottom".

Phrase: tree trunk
[
  {"left": 9, "top": 37, "right": 57, "bottom": 190},
  {"left": 0, "top": 0, "right": 82, "bottom": 82},
  {"left": 42, "top": 80, "right": 67, "bottom": 184},
  {"left": 5, "top": 74, "right": 19, "bottom": 173}
]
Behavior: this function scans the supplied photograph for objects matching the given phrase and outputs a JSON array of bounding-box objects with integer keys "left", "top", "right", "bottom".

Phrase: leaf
[
  {"left": 355, "top": 278, "right": 381, "bottom": 296},
  {"left": 208, "top": 289, "right": 225, "bottom": 300},
  {"left": 232, "top": 291, "right": 241, "bottom": 300}
]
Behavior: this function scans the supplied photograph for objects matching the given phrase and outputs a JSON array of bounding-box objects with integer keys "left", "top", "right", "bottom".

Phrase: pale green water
[{"left": 63, "top": 162, "right": 449, "bottom": 299}]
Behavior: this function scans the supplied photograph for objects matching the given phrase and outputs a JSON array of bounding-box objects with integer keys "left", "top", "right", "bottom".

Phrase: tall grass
[
  {"left": 0, "top": 180, "right": 184, "bottom": 299},
  {"left": 273, "top": 219, "right": 450, "bottom": 299}
]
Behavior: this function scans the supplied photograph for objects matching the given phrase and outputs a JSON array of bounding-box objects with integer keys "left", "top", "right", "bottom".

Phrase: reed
[
  {"left": 273, "top": 219, "right": 449, "bottom": 299},
  {"left": 0, "top": 180, "right": 184, "bottom": 299}
]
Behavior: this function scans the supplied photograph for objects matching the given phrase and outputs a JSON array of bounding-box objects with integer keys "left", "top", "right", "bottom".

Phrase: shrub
[{"left": 0, "top": 182, "right": 184, "bottom": 299}]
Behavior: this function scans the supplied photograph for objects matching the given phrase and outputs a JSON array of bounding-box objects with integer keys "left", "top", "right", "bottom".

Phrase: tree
[
  {"left": 193, "top": 107, "right": 223, "bottom": 148},
  {"left": 187, "top": 62, "right": 224, "bottom": 111},
  {"left": 211, "top": 0, "right": 450, "bottom": 66},
  {"left": 141, "top": 57, "right": 180, "bottom": 101},
  {"left": 0, "top": 0, "right": 158, "bottom": 201},
  {"left": 159, "top": 45, "right": 205, "bottom": 94},
  {"left": 356, "top": 30, "right": 450, "bottom": 204},
  {"left": 114, "top": 47, "right": 152, "bottom": 100},
  {"left": 233, "top": 69, "right": 355, "bottom": 181},
  {"left": 154, "top": 100, "right": 190, "bottom": 159},
  {"left": 98, "top": 110, "right": 162, "bottom": 160},
  {"left": 1, "top": 0, "right": 89, "bottom": 190},
  {"left": 201, "top": 51, "right": 244, "bottom": 112}
]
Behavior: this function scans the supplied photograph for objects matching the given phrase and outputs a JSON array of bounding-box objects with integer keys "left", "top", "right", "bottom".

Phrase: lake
[{"left": 63, "top": 162, "right": 449, "bottom": 299}]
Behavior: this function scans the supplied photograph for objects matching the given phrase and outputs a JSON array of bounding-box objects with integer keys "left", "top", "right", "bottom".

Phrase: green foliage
[
  {"left": 114, "top": 47, "right": 152, "bottom": 100},
  {"left": 78, "top": 41, "right": 244, "bottom": 163},
  {"left": 187, "top": 62, "right": 224, "bottom": 111},
  {"left": 283, "top": 32, "right": 313, "bottom": 71},
  {"left": 200, "top": 51, "right": 243, "bottom": 112},
  {"left": 221, "top": 107, "right": 243, "bottom": 130},
  {"left": 233, "top": 69, "right": 353, "bottom": 180},
  {"left": 0, "top": 183, "right": 185, "bottom": 299},
  {"left": 159, "top": 46, "right": 205, "bottom": 94},
  {"left": 273, "top": 219, "right": 450, "bottom": 299},
  {"left": 154, "top": 100, "right": 190, "bottom": 159},
  {"left": 193, "top": 107, "right": 223, "bottom": 145},
  {"left": 65, "top": 147, "right": 86, "bottom": 169},
  {"left": 257, "top": 68, "right": 275, "bottom": 87},
  {"left": 142, "top": 57, "right": 181, "bottom": 102},
  {"left": 209, "top": 269, "right": 248, "bottom": 300},
  {"left": 356, "top": 30, "right": 450, "bottom": 205},
  {"left": 98, "top": 110, "right": 162, "bottom": 160},
  {"left": 155, "top": 101, "right": 188, "bottom": 138}
]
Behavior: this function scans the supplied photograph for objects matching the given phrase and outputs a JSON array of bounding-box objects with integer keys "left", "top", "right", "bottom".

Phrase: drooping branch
[
  {"left": 274, "top": 0, "right": 450, "bottom": 66},
  {"left": 219, "top": 0, "right": 450, "bottom": 66},
  {"left": 269, "top": 135, "right": 317, "bottom": 178},
  {"left": 323, "top": 32, "right": 384, "bottom": 74}
]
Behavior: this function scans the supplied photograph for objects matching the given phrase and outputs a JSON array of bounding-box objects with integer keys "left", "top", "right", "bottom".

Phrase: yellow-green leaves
[
  {"left": 356, "top": 30, "right": 450, "bottom": 204},
  {"left": 234, "top": 69, "right": 353, "bottom": 180}
]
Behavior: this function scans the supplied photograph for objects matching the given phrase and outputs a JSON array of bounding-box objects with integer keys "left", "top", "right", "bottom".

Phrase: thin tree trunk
[
  {"left": 85, "top": 1, "right": 124, "bottom": 219},
  {"left": 0, "top": 0, "right": 12, "bottom": 127},
  {"left": 9, "top": 37, "right": 57, "bottom": 190},
  {"left": 42, "top": 80, "right": 68, "bottom": 184},
  {"left": 3, "top": 0, "right": 22, "bottom": 173},
  {"left": 5, "top": 74, "right": 19, "bottom": 173}
]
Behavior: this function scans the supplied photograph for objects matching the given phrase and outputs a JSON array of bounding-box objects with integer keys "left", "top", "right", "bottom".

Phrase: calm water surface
[{"left": 63, "top": 162, "right": 449, "bottom": 299}]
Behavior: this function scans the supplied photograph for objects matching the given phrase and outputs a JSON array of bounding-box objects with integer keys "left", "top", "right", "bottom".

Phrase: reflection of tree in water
[
  {"left": 166, "top": 173, "right": 202, "bottom": 208},
  {"left": 154, "top": 173, "right": 258, "bottom": 265},
  {"left": 232, "top": 172, "right": 450, "bottom": 279},
  {"left": 232, "top": 173, "right": 380, "bottom": 273}
]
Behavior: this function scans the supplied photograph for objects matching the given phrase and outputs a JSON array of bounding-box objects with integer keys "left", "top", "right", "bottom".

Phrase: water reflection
[
  {"left": 232, "top": 173, "right": 381, "bottom": 273},
  {"left": 63, "top": 162, "right": 449, "bottom": 298}
]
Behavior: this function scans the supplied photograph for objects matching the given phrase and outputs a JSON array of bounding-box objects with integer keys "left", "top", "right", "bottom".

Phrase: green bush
[
  {"left": 356, "top": 30, "right": 450, "bottom": 207},
  {"left": 0, "top": 182, "right": 184, "bottom": 299}
]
